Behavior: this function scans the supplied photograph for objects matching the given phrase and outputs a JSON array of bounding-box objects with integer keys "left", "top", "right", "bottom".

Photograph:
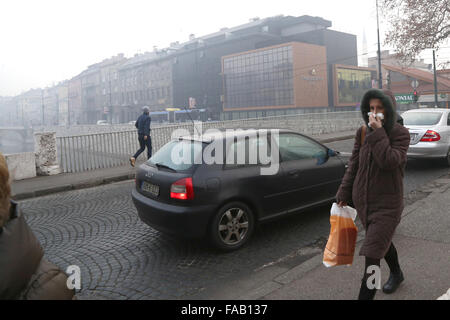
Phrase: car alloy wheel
[
  {"left": 210, "top": 202, "right": 254, "bottom": 251},
  {"left": 446, "top": 148, "right": 450, "bottom": 167},
  {"left": 218, "top": 208, "right": 249, "bottom": 245}
]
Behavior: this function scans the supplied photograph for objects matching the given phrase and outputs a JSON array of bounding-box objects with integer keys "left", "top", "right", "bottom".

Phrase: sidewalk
[
  {"left": 234, "top": 174, "right": 450, "bottom": 300},
  {"left": 11, "top": 161, "right": 144, "bottom": 200},
  {"left": 11, "top": 129, "right": 356, "bottom": 200},
  {"left": 186, "top": 174, "right": 450, "bottom": 300}
]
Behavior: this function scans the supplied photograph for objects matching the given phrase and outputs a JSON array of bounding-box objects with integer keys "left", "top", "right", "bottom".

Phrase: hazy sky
[{"left": 1, "top": 0, "right": 448, "bottom": 96}]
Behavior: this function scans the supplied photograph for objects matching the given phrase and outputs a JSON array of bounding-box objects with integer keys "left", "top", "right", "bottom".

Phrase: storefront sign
[
  {"left": 394, "top": 93, "right": 414, "bottom": 104},
  {"left": 302, "top": 76, "right": 323, "bottom": 81}
]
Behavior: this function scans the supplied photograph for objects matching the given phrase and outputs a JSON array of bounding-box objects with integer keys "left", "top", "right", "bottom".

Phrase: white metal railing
[
  {"left": 56, "top": 111, "right": 363, "bottom": 173},
  {"left": 57, "top": 131, "right": 139, "bottom": 173}
]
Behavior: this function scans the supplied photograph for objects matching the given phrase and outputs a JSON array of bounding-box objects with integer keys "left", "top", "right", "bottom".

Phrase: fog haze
[{"left": 0, "top": 0, "right": 382, "bottom": 96}]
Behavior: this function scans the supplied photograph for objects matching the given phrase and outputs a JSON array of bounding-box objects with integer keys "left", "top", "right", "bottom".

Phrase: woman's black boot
[
  {"left": 382, "top": 270, "right": 404, "bottom": 294},
  {"left": 383, "top": 243, "right": 404, "bottom": 294},
  {"left": 358, "top": 280, "right": 377, "bottom": 300}
]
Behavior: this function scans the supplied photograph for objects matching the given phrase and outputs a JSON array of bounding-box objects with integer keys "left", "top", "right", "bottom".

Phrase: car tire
[
  {"left": 209, "top": 201, "right": 255, "bottom": 252},
  {"left": 445, "top": 148, "right": 450, "bottom": 167}
]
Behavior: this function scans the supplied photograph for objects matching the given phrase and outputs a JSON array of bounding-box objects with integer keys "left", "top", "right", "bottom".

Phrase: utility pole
[
  {"left": 41, "top": 89, "right": 45, "bottom": 126},
  {"left": 433, "top": 50, "right": 439, "bottom": 107},
  {"left": 376, "top": 0, "right": 383, "bottom": 89},
  {"left": 109, "top": 69, "right": 113, "bottom": 124},
  {"left": 67, "top": 84, "right": 70, "bottom": 126},
  {"left": 21, "top": 100, "right": 24, "bottom": 126},
  {"left": 56, "top": 93, "right": 59, "bottom": 125}
]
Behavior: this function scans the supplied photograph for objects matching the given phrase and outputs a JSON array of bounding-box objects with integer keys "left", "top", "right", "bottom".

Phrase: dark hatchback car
[{"left": 132, "top": 129, "right": 348, "bottom": 251}]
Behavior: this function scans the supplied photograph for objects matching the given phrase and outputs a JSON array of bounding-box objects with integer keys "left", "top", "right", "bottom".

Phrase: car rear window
[
  {"left": 403, "top": 112, "right": 443, "bottom": 126},
  {"left": 147, "top": 139, "right": 204, "bottom": 171}
]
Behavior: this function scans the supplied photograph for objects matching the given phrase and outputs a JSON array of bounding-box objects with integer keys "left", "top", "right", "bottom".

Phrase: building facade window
[
  {"left": 223, "top": 45, "right": 294, "bottom": 109},
  {"left": 336, "top": 67, "right": 374, "bottom": 105}
]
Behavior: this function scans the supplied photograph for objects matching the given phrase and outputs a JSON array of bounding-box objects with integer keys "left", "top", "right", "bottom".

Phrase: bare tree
[{"left": 381, "top": 0, "right": 450, "bottom": 65}]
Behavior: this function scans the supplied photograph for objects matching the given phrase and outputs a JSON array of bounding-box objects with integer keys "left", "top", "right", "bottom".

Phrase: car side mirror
[{"left": 327, "top": 149, "right": 338, "bottom": 157}]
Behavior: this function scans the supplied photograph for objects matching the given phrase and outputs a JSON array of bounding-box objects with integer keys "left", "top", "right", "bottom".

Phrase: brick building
[
  {"left": 68, "top": 75, "right": 82, "bottom": 125},
  {"left": 77, "top": 54, "right": 127, "bottom": 124},
  {"left": 4, "top": 15, "right": 384, "bottom": 124},
  {"left": 382, "top": 64, "right": 450, "bottom": 108},
  {"left": 116, "top": 51, "right": 174, "bottom": 123}
]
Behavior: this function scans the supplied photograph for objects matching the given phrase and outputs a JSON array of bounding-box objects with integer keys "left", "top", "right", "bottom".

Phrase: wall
[
  {"left": 173, "top": 36, "right": 260, "bottom": 115},
  {"left": 292, "top": 42, "right": 328, "bottom": 108},
  {"left": 5, "top": 152, "right": 36, "bottom": 180}
]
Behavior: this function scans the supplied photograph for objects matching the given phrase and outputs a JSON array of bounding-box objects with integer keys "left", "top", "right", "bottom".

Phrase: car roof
[
  {"left": 403, "top": 108, "right": 449, "bottom": 112},
  {"left": 178, "top": 128, "right": 297, "bottom": 143}
]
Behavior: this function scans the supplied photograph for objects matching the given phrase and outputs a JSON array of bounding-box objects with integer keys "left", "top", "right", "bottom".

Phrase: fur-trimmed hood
[{"left": 360, "top": 89, "right": 397, "bottom": 134}]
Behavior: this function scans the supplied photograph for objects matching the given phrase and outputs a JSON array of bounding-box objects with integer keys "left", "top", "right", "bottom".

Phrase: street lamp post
[
  {"left": 109, "top": 69, "right": 113, "bottom": 124},
  {"left": 41, "top": 90, "right": 45, "bottom": 126},
  {"left": 376, "top": 0, "right": 383, "bottom": 89},
  {"left": 67, "top": 86, "right": 70, "bottom": 126},
  {"left": 433, "top": 50, "right": 439, "bottom": 107}
]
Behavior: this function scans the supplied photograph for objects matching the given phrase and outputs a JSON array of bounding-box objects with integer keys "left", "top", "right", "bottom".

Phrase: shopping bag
[{"left": 323, "top": 203, "right": 358, "bottom": 267}]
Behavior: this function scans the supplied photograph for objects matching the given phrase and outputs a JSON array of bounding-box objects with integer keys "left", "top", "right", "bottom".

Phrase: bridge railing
[
  {"left": 56, "top": 111, "right": 364, "bottom": 173},
  {"left": 57, "top": 131, "right": 138, "bottom": 173},
  {"left": 56, "top": 121, "right": 201, "bottom": 173}
]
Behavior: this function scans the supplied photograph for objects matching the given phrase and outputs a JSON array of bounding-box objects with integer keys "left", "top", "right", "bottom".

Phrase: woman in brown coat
[
  {"left": 0, "top": 153, "right": 75, "bottom": 300},
  {"left": 336, "top": 89, "right": 410, "bottom": 300}
]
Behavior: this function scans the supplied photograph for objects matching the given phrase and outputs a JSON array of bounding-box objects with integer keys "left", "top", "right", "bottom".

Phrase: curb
[
  {"left": 12, "top": 173, "right": 135, "bottom": 201},
  {"left": 317, "top": 135, "right": 355, "bottom": 143}
]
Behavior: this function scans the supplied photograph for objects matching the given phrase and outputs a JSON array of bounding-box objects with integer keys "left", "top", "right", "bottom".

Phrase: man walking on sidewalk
[{"left": 130, "top": 106, "right": 152, "bottom": 167}]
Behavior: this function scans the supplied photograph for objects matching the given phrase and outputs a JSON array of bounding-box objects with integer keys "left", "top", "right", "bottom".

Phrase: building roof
[
  {"left": 383, "top": 64, "right": 450, "bottom": 90},
  {"left": 118, "top": 15, "right": 334, "bottom": 70},
  {"left": 437, "top": 69, "right": 450, "bottom": 74},
  {"left": 119, "top": 51, "right": 161, "bottom": 70},
  {"left": 180, "top": 15, "right": 331, "bottom": 47}
]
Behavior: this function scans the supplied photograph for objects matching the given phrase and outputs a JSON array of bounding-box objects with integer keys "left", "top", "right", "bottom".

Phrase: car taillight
[
  {"left": 420, "top": 130, "right": 441, "bottom": 142},
  {"left": 170, "top": 177, "right": 194, "bottom": 200}
]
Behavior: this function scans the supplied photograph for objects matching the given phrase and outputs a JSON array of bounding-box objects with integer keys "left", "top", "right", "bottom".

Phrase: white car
[
  {"left": 402, "top": 108, "right": 450, "bottom": 166},
  {"left": 96, "top": 120, "right": 109, "bottom": 125}
]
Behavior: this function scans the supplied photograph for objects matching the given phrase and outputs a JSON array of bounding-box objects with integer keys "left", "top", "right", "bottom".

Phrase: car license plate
[{"left": 142, "top": 181, "right": 159, "bottom": 196}]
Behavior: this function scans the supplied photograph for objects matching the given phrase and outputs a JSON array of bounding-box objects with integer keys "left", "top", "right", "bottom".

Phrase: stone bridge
[{"left": 0, "top": 126, "right": 34, "bottom": 145}]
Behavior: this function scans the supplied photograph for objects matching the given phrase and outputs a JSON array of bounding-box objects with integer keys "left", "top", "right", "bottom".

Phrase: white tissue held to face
[{"left": 367, "top": 112, "right": 384, "bottom": 120}]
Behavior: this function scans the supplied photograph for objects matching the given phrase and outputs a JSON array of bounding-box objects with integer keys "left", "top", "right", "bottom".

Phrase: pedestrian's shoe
[
  {"left": 382, "top": 270, "right": 404, "bottom": 294},
  {"left": 129, "top": 157, "right": 136, "bottom": 167}
]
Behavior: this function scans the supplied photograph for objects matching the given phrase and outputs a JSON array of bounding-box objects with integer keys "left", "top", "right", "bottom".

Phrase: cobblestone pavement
[
  {"left": 20, "top": 181, "right": 333, "bottom": 300},
  {"left": 19, "top": 138, "right": 449, "bottom": 300}
]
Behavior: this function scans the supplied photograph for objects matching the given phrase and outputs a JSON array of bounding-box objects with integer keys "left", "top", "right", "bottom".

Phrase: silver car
[{"left": 403, "top": 108, "right": 450, "bottom": 166}]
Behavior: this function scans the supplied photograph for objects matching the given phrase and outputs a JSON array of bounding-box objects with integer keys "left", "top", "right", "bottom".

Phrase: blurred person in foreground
[
  {"left": 335, "top": 89, "right": 410, "bottom": 300},
  {"left": 0, "top": 153, "right": 75, "bottom": 300},
  {"left": 382, "top": 89, "right": 404, "bottom": 126}
]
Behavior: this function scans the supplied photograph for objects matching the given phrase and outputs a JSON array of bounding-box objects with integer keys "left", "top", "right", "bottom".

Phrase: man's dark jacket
[{"left": 135, "top": 113, "right": 151, "bottom": 136}]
